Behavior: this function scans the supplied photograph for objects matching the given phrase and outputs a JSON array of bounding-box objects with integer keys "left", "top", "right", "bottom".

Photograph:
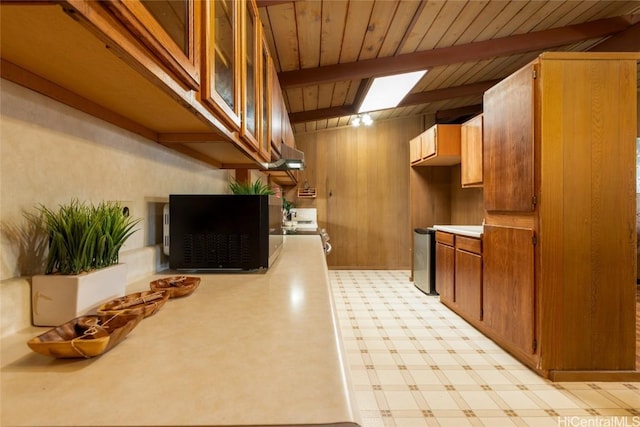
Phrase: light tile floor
[{"left": 329, "top": 270, "right": 640, "bottom": 427}]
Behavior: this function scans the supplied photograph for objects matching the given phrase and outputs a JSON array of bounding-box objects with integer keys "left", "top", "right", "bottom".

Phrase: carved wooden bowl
[
  {"left": 149, "top": 276, "right": 200, "bottom": 298},
  {"left": 98, "top": 290, "right": 169, "bottom": 318},
  {"left": 27, "top": 313, "right": 143, "bottom": 358}
]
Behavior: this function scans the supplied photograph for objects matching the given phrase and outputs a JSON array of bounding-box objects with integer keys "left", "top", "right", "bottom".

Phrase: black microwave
[{"left": 168, "top": 194, "right": 283, "bottom": 271}]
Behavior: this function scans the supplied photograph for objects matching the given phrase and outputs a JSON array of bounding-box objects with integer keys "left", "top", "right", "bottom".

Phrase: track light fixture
[{"left": 351, "top": 113, "right": 373, "bottom": 127}]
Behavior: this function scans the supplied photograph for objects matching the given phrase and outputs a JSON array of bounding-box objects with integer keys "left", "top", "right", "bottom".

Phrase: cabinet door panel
[
  {"left": 455, "top": 249, "right": 482, "bottom": 320},
  {"left": 202, "top": 0, "right": 241, "bottom": 130},
  {"left": 483, "top": 225, "right": 535, "bottom": 355},
  {"left": 103, "top": 0, "right": 199, "bottom": 90},
  {"left": 409, "top": 134, "right": 422, "bottom": 163},
  {"left": 240, "top": 0, "right": 259, "bottom": 150},
  {"left": 421, "top": 126, "right": 436, "bottom": 159},
  {"left": 436, "top": 242, "right": 455, "bottom": 305},
  {"left": 483, "top": 65, "right": 535, "bottom": 212},
  {"left": 259, "top": 33, "right": 271, "bottom": 160},
  {"left": 461, "top": 114, "right": 483, "bottom": 187},
  {"left": 270, "top": 60, "right": 283, "bottom": 152}
]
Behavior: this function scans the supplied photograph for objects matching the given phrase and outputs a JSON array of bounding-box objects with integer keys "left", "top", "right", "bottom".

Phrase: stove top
[{"left": 289, "top": 208, "right": 318, "bottom": 230}]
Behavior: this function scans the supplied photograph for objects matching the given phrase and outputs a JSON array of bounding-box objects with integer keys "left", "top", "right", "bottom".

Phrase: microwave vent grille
[{"left": 181, "top": 233, "right": 252, "bottom": 268}]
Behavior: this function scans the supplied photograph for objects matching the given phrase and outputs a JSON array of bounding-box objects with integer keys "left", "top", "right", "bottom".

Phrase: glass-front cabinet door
[
  {"left": 259, "top": 32, "right": 271, "bottom": 160},
  {"left": 201, "top": 0, "right": 241, "bottom": 130},
  {"left": 101, "top": 0, "right": 199, "bottom": 90},
  {"left": 240, "top": 0, "right": 260, "bottom": 152}
]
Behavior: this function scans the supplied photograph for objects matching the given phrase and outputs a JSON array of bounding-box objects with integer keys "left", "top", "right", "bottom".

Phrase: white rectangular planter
[{"left": 31, "top": 263, "right": 128, "bottom": 326}]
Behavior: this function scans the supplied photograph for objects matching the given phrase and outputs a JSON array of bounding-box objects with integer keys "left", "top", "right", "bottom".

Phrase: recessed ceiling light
[{"left": 357, "top": 70, "right": 427, "bottom": 114}]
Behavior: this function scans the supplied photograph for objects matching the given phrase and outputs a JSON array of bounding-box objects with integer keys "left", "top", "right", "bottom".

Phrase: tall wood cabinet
[{"left": 483, "top": 52, "right": 638, "bottom": 380}]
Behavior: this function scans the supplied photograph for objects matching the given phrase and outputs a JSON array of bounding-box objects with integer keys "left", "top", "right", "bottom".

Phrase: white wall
[{"left": 0, "top": 79, "right": 231, "bottom": 335}]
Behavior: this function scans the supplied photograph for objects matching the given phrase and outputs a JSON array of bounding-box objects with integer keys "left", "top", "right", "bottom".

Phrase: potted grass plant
[
  {"left": 31, "top": 199, "right": 141, "bottom": 326},
  {"left": 228, "top": 178, "right": 275, "bottom": 195}
]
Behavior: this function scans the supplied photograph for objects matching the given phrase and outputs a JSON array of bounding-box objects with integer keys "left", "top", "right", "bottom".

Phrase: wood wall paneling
[
  {"left": 296, "top": 116, "right": 485, "bottom": 269},
  {"left": 449, "top": 165, "right": 484, "bottom": 225},
  {"left": 410, "top": 166, "right": 452, "bottom": 230},
  {"left": 296, "top": 116, "right": 420, "bottom": 269}
]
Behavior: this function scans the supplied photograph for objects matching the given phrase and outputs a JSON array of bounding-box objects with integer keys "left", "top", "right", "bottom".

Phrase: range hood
[{"left": 263, "top": 144, "right": 305, "bottom": 171}]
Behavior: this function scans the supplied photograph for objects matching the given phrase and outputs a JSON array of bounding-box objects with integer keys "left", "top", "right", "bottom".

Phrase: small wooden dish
[
  {"left": 27, "top": 313, "right": 143, "bottom": 358},
  {"left": 149, "top": 276, "right": 200, "bottom": 298},
  {"left": 98, "top": 290, "right": 169, "bottom": 318}
]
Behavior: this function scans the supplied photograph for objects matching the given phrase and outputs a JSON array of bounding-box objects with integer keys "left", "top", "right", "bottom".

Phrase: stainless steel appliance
[{"left": 413, "top": 228, "right": 437, "bottom": 295}]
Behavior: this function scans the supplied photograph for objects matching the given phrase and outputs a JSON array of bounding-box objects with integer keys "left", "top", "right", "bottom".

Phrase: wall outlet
[
  {"left": 163, "top": 203, "right": 170, "bottom": 256},
  {"left": 109, "top": 200, "right": 137, "bottom": 252}
]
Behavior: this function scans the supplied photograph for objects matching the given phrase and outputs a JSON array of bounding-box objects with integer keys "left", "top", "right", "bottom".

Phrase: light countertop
[
  {"left": 433, "top": 225, "right": 483, "bottom": 238},
  {"left": 1, "top": 235, "right": 360, "bottom": 427}
]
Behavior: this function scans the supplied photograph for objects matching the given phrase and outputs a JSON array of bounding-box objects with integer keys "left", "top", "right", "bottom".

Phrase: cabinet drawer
[
  {"left": 435, "top": 231, "right": 454, "bottom": 246},
  {"left": 456, "top": 236, "right": 481, "bottom": 254}
]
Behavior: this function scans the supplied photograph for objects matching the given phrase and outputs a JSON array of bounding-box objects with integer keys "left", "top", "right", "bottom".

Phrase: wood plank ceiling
[{"left": 257, "top": 0, "right": 640, "bottom": 134}]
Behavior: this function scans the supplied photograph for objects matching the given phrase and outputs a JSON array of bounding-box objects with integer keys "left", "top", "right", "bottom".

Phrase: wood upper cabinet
[
  {"left": 282, "top": 110, "right": 295, "bottom": 148},
  {"left": 270, "top": 59, "right": 283, "bottom": 155},
  {"left": 240, "top": 0, "right": 260, "bottom": 152},
  {"left": 421, "top": 125, "right": 437, "bottom": 159},
  {"left": 410, "top": 124, "right": 461, "bottom": 166},
  {"left": 201, "top": 0, "right": 241, "bottom": 130},
  {"left": 483, "top": 64, "right": 535, "bottom": 212},
  {"left": 409, "top": 134, "right": 422, "bottom": 164},
  {"left": 101, "top": 0, "right": 200, "bottom": 90},
  {"left": 460, "top": 114, "right": 483, "bottom": 188},
  {"left": 258, "top": 31, "right": 271, "bottom": 160}
]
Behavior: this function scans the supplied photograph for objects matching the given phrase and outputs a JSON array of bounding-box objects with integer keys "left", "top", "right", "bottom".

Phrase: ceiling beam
[
  {"left": 352, "top": 78, "right": 373, "bottom": 113},
  {"left": 436, "top": 105, "right": 483, "bottom": 124},
  {"left": 256, "top": 0, "right": 297, "bottom": 7},
  {"left": 399, "top": 80, "right": 500, "bottom": 108},
  {"left": 279, "top": 15, "right": 639, "bottom": 89},
  {"left": 288, "top": 80, "right": 498, "bottom": 124},
  {"left": 589, "top": 22, "right": 640, "bottom": 52},
  {"left": 289, "top": 105, "right": 356, "bottom": 124}
]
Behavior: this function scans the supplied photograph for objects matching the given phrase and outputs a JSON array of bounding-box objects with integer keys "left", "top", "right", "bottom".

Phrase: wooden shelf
[{"left": 297, "top": 187, "right": 316, "bottom": 198}]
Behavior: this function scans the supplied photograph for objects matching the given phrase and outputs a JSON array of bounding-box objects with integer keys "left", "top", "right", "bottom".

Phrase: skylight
[{"left": 357, "top": 70, "right": 428, "bottom": 114}]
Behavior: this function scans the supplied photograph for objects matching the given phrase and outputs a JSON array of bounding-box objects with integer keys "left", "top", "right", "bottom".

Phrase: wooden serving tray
[
  {"left": 98, "top": 290, "right": 169, "bottom": 318},
  {"left": 149, "top": 276, "right": 200, "bottom": 298},
  {"left": 27, "top": 313, "right": 143, "bottom": 358}
]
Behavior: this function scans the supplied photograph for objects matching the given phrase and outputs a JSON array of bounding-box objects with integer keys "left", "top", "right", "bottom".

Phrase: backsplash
[{"left": 0, "top": 80, "right": 230, "bottom": 336}]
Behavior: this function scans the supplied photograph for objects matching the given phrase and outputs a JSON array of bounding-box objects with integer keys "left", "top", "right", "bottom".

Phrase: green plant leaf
[
  {"left": 32, "top": 199, "right": 140, "bottom": 275},
  {"left": 228, "top": 178, "right": 275, "bottom": 195}
]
